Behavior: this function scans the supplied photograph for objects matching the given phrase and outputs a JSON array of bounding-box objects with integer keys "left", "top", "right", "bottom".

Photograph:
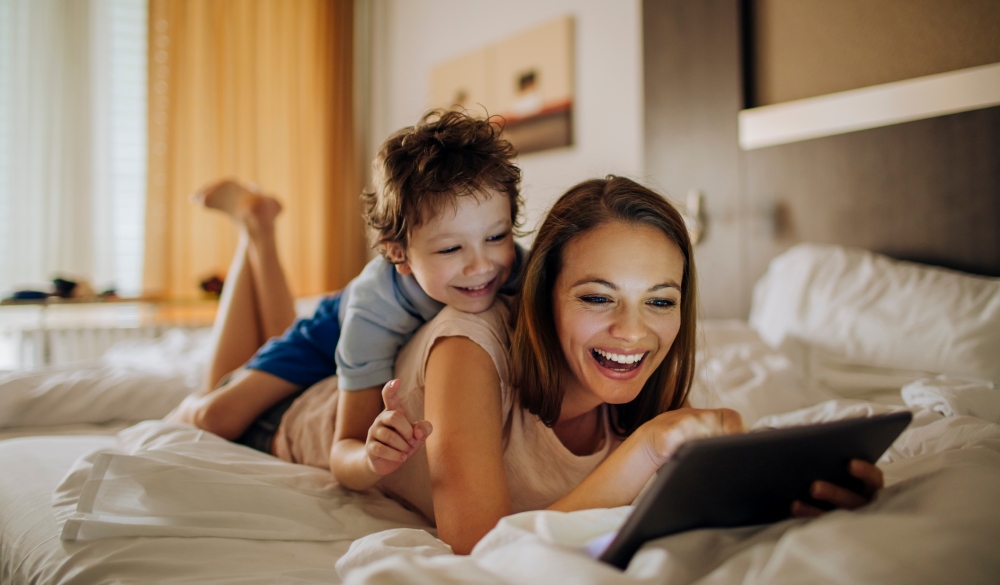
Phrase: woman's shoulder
[
  {"left": 401, "top": 298, "right": 512, "bottom": 389},
  {"left": 429, "top": 298, "right": 511, "bottom": 341}
]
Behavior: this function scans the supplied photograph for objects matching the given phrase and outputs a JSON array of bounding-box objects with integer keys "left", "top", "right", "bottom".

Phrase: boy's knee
[{"left": 192, "top": 398, "right": 243, "bottom": 440}]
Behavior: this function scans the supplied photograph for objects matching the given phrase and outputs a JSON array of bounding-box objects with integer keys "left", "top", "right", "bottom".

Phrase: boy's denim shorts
[{"left": 234, "top": 382, "right": 305, "bottom": 454}]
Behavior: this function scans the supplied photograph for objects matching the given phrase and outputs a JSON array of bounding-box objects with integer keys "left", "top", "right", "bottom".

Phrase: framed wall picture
[{"left": 430, "top": 16, "right": 574, "bottom": 154}]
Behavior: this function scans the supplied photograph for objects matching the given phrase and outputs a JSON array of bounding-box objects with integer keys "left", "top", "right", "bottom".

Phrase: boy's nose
[{"left": 464, "top": 252, "right": 493, "bottom": 276}]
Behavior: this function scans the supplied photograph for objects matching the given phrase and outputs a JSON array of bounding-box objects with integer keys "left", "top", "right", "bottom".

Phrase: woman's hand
[
  {"left": 640, "top": 407, "right": 745, "bottom": 468},
  {"left": 549, "top": 407, "right": 745, "bottom": 514},
  {"left": 365, "top": 379, "right": 433, "bottom": 476},
  {"left": 791, "top": 459, "right": 884, "bottom": 517}
]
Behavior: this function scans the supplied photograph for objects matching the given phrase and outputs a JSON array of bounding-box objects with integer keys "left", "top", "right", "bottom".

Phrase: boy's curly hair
[{"left": 363, "top": 109, "right": 523, "bottom": 261}]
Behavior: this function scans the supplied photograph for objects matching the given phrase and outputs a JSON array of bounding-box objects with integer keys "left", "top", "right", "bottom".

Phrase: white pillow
[{"left": 749, "top": 244, "right": 1000, "bottom": 385}]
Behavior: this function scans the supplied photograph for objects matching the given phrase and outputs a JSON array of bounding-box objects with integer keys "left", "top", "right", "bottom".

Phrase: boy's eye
[
  {"left": 437, "top": 246, "right": 460, "bottom": 255},
  {"left": 486, "top": 232, "right": 510, "bottom": 243}
]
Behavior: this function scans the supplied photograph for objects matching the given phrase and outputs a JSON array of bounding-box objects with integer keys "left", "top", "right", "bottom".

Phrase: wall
[
  {"left": 365, "top": 0, "right": 644, "bottom": 235},
  {"left": 752, "top": 0, "right": 1000, "bottom": 106}
]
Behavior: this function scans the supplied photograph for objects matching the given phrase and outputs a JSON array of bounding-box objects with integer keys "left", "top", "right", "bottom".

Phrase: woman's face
[{"left": 552, "top": 221, "right": 685, "bottom": 415}]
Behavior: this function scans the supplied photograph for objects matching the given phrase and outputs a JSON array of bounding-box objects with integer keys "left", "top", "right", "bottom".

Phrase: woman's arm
[
  {"left": 550, "top": 408, "right": 883, "bottom": 515},
  {"left": 549, "top": 408, "right": 744, "bottom": 512},
  {"left": 423, "top": 336, "right": 511, "bottom": 555}
]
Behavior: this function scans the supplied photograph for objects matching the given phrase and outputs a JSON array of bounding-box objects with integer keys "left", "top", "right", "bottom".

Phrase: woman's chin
[{"left": 587, "top": 367, "right": 650, "bottom": 405}]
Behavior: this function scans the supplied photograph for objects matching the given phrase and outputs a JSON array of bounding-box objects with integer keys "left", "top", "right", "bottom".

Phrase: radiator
[
  {"left": 0, "top": 301, "right": 216, "bottom": 371},
  {"left": 3, "top": 325, "right": 209, "bottom": 370}
]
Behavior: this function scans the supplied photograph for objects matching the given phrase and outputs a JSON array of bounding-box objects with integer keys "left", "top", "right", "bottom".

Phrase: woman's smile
[{"left": 591, "top": 348, "right": 648, "bottom": 374}]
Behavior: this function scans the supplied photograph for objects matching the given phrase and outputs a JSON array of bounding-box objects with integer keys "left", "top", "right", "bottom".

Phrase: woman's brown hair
[{"left": 508, "top": 176, "right": 697, "bottom": 437}]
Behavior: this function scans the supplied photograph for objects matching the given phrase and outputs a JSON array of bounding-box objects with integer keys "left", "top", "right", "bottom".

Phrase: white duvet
[
  {"left": 43, "top": 398, "right": 1000, "bottom": 585},
  {"left": 16, "top": 320, "right": 995, "bottom": 585}
]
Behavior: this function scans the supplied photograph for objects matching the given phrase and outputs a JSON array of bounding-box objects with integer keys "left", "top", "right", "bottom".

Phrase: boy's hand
[{"left": 365, "top": 379, "right": 433, "bottom": 476}]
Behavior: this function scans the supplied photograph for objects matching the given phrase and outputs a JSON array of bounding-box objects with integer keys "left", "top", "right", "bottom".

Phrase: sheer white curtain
[{"left": 0, "top": 0, "right": 146, "bottom": 297}]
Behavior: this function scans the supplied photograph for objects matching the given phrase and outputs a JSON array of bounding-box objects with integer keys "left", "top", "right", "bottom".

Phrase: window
[{"left": 0, "top": 0, "right": 147, "bottom": 298}]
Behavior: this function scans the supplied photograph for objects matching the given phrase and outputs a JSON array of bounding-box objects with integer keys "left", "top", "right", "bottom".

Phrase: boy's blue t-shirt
[{"left": 247, "top": 243, "right": 525, "bottom": 390}]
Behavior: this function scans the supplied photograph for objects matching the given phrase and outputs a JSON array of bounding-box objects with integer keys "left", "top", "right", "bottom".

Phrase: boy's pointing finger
[{"left": 381, "top": 379, "right": 403, "bottom": 410}]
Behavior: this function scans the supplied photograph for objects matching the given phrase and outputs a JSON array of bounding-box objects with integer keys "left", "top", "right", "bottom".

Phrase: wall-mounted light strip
[{"left": 739, "top": 62, "right": 1000, "bottom": 150}]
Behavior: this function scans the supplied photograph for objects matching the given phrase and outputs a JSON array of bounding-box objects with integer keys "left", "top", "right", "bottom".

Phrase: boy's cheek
[{"left": 500, "top": 243, "right": 517, "bottom": 272}]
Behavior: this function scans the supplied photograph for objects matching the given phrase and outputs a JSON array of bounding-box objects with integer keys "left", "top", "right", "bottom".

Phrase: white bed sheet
[{"left": 2, "top": 320, "right": 999, "bottom": 584}]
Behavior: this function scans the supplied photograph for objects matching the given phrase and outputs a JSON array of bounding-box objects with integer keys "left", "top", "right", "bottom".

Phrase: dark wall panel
[
  {"left": 643, "top": 0, "right": 745, "bottom": 318},
  {"left": 743, "top": 106, "right": 1000, "bottom": 292}
]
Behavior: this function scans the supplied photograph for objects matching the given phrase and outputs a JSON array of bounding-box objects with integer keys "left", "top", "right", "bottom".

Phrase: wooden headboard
[{"left": 643, "top": 0, "right": 1000, "bottom": 319}]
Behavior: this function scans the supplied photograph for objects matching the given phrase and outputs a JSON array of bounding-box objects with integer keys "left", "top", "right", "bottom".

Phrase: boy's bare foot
[{"left": 192, "top": 179, "right": 282, "bottom": 236}]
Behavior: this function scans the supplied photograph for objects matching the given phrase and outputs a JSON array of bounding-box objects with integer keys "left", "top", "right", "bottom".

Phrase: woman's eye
[
  {"left": 486, "top": 232, "right": 510, "bottom": 243},
  {"left": 647, "top": 298, "right": 678, "bottom": 309},
  {"left": 437, "top": 246, "right": 460, "bottom": 255},
  {"left": 580, "top": 295, "right": 612, "bottom": 305}
]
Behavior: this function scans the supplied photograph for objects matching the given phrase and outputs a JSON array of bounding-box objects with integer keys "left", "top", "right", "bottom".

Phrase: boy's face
[{"left": 393, "top": 191, "right": 516, "bottom": 314}]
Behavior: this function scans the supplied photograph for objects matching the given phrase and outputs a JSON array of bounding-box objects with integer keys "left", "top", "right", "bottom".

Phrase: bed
[{"left": 2, "top": 243, "right": 999, "bottom": 584}]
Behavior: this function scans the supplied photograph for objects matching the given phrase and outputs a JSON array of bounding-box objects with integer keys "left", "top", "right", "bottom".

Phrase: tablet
[{"left": 599, "top": 411, "right": 912, "bottom": 569}]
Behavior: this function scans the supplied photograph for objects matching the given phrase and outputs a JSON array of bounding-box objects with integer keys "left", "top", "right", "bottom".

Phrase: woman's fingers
[
  {"left": 720, "top": 408, "right": 745, "bottom": 434},
  {"left": 791, "top": 460, "right": 884, "bottom": 519},
  {"left": 849, "top": 459, "right": 884, "bottom": 496},
  {"left": 791, "top": 500, "right": 824, "bottom": 518},
  {"left": 810, "top": 480, "right": 869, "bottom": 510},
  {"left": 646, "top": 408, "right": 744, "bottom": 465}
]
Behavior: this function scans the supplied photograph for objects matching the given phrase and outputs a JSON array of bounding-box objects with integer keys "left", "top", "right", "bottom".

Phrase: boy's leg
[
  {"left": 165, "top": 180, "right": 301, "bottom": 440},
  {"left": 168, "top": 367, "right": 299, "bottom": 440},
  {"left": 198, "top": 180, "right": 297, "bottom": 389}
]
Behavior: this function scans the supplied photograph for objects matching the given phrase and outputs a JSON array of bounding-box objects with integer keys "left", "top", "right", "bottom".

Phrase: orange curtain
[{"left": 144, "top": 0, "right": 364, "bottom": 299}]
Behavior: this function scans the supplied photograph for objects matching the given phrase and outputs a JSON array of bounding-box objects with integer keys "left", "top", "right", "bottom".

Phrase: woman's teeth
[
  {"left": 459, "top": 282, "right": 489, "bottom": 291},
  {"left": 592, "top": 348, "right": 646, "bottom": 370}
]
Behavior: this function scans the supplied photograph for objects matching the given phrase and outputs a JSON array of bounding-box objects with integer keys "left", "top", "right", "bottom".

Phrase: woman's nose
[{"left": 609, "top": 308, "right": 645, "bottom": 342}]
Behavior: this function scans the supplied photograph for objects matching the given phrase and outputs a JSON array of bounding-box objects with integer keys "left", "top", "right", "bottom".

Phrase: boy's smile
[{"left": 395, "top": 191, "right": 515, "bottom": 314}]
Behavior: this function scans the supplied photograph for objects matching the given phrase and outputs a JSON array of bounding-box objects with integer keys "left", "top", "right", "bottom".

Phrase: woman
[{"left": 371, "top": 176, "right": 883, "bottom": 554}]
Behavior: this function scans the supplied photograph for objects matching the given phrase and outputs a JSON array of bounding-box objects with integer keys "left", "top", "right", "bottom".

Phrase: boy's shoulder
[{"left": 342, "top": 256, "right": 442, "bottom": 322}]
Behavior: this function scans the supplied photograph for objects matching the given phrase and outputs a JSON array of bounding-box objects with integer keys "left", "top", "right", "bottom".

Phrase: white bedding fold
[
  {"left": 55, "top": 421, "right": 431, "bottom": 542},
  {"left": 901, "top": 376, "right": 1000, "bottom": 423}
]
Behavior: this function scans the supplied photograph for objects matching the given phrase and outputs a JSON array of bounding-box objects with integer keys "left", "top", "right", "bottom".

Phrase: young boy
[{"left": 171, "top": 109, "right": 524, "bottom": 489}]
